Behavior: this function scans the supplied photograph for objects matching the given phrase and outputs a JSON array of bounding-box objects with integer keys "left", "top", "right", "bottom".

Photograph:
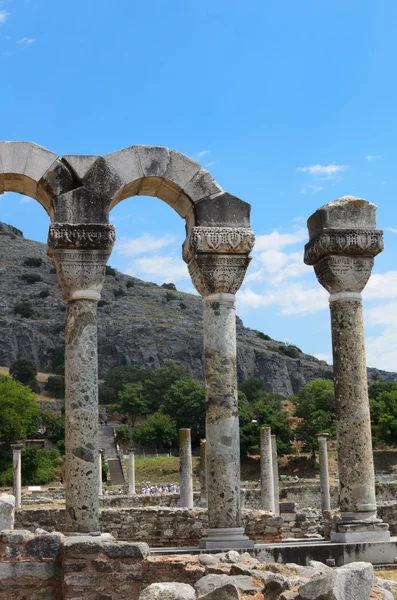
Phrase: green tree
[
  {"left": 9, "top": 358, "right": 37, "bottom": 386},
  {"left": 40, "top": 410, "right": 65, "bottom": 446},
  {"left": 99, "top": 383, "right": 116, "bottom": 405},
  {"left": 369, "top": 382, "right": 397, "bottom": 446},
  {"left": 104, "top": 366, "right": 149, "bottom": 397},
  {"left": 238, "top": 390, "right": 257, "bottom": 457},
  {"left": 162, "top": 376, "right": 206, "bottom": 445},
  {"left": 50, "top": 346, "right": 65, "bottom": 373},
  {"left": 0, "top": 376, "right": 41, "bottom": 442},
  {"left": 252, "top": 391, "right": 294, "bottom": 456},
  {"left": 133, "top": 412, "right": 176, "bottom": 450},
  {"left": 292, "top": 379, "right": 335, "bottom": 461},
  {"left": 45, "top": 375, "right": 65, "bottom": 399},
  {"left": 118, "top": 383, "right": 150, "bottom": 427},
  {"left": 239, "top": 378, "right": 267, "bottom": 402},
  {"left": 115, "top": 425, "right": 133, "bottom": 448},
  {"left": 143, "top": 361, "right": 188, "bottom": 412},
  {"left": 21, "top": 447, "right": 60, "bottom": 485}
]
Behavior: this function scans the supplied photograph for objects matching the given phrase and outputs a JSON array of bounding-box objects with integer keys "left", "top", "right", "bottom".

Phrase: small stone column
[
  {"left": 271, "top": 435, "right": 280, "bottom": 516},
  {"left": 305, "top": 197, "right": 389, "bottom": 542},
  {"left": 98, "top": 450, "right": 103, "bottom": 497},
  {"left": 48, "top": 223, "right": 115, "bottom": 534},
  {"left": 260, "top": 427, "right": 274, "bottom": 512},
  {"left": 200, "top": 439, "right": 207, "bottom": 508},
  {"left": 179, "top": 428, "right": 193, "bottom": 508},
  {"left": 11, "top": 444, "right": 23, "bottom": 509},
  {"left": 185, "top": 226, "right": 255, "bottom": 549},
  {"left": 128, "top": 452, "right": 136, "bottom": 496},
  {"left": 318, "top": 434, "right": 331, "bottom": 513}
]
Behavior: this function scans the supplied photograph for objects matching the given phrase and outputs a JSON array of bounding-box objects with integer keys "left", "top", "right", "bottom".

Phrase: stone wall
[{"left": 15, "top": 507, "right": 282, "bottom": 547}]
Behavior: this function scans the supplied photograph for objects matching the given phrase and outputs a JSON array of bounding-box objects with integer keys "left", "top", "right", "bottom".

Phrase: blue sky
[{"left": 1, "top": 0, "right": 397, "bottom": 370}]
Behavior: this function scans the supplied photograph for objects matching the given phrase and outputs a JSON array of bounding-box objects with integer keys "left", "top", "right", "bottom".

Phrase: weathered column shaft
[
  {"left": 98, "top": 451, "right": 103, "bottom": 497},
  {"left": 204, "top": 294, "right": 241, "bottom": 527},
  {"left": 179, "top": 428, "right": 193, "bottom": 508},
  {"left": 271, "top": 435, "right": 280, "bottom": 516},
  {"left": 260, "top": 427, "right": 274, "bottom": 512},
  {"left": 200, "top": 439, "right": 207, "bottom": 508},
  {"left": 318, "top": 434, "right": 331, "bottom": 513},
  {"left": 330, "top": 295, "right": 376, "bottom": 517},
  {"left": 128, "top": 452, "right": 135, "bottom": 496},
  {"left": 65, "top": 300, "right": 100, "bottom": 532},
  {"left": 11, "top": 444, "right": 22, "bottom": 509}
]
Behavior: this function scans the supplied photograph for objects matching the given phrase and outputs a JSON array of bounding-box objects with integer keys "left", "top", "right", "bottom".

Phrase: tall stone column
[
  {"left": 98, "top": 451, "right": 103, "bottom": 497},
  {"left": 260, "top": 427, "right": 274, "bottom": 512},
  {"left": 11, "top": 444, "right": 23, "bottom": 509},
  {"left": 271, "top": 435, "right": 280, "bottom": 516},
  {"left": 128, "top": 452, "right": 136, "bottom": 496},
  {"left": 317, "top": 434, "right": 331, "bottom": 513},
  {"left": 200, "top": 439, "right": 207, "bottom": 508},
  {"left": 179, "top": 428, "right": 193, "bottom": 508},
  {"left": 48, "top": 223, "right": 115, "bottom": 534},
  {"left": 304, "top": 196, "right": 389, "bottom": 542},
  {"left": 185, "top": 226, "right": 255, "bottom": 549}
]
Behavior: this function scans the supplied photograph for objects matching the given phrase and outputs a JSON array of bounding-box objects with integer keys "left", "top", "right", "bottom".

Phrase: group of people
[{"left": 140, "top": 484, "right": 180, "bottom": 495}]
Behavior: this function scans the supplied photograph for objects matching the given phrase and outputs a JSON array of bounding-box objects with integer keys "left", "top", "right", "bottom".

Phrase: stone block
[
  {"left": 137, "top": 146, "right": 170, "bottom": 178},
  {"left": 197, "top": 583, "right": 239, "bottom": 600},
  {"left": 139, "top": 582, "right": 196, "bottom": 599},
  {"left": 299, "top": 561, "right": 373, "bottom": 600},
  {"left": 307, "top": 196, "right": 377, "bottom": 240},
  {"left": 0, "top": 528, "right": 29, "bottom": 544},
  {"left": 0, "top": 562, "right": 56, "bottom": 580},
  {"left": 26, "top": 533, "right": 62, "bottom": 559},
  {"left": 102, "top": 541, "right": 149, "bottom": 559},
  {"left": 63, "top": 536, "right": 104, "bottom": 556},
  {"left": 279, "top": 502, "right": 296, "bottom": 512},
  {"left": 195, "top": 191, "right": 251, "bottom": 227},
  {"left": 62, "top": 155, "right": 98, "bottom": 181},
  {"left": 0, "top": 495, "right": 15, "bottom": 530},
  {"left": 163, "top": 149, "right": 202, "bottom": 191}
]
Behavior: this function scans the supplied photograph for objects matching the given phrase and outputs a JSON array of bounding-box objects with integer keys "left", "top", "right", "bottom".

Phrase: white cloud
[
  {"left": 297, "top": 164, "right": 348, "bottom": 179},
  {"left": 238, "top": 282, "right": 328, "bottom": 316},
  {"left": 366, "top": 154, "right": 383, "bottom": 161},
  {"left": 196, "top": 150, "right": 210, "bottom": 158},
  {"left": 364, "top": 271, "right": 397, "bottom": 301},
  {"left": 0, "top": 11, "right": 8, "bottom": 24},
  {"left": 385, "top": 227, "right": 397, "bottom": 234},
  {"left": 254, "top": 228, "right": 306, "bottom": 252},
  {"left": 116, "top": 234, "right": 176, "bottom": 256},
  {"left": 125, "top": 255, "right": 189, "bottom": 283},
  {"left": 20, "top": 196, "right": 33, "bottom": 204},
  {"left": 17, "top": 37, "right": 36, "bottom": 46}
]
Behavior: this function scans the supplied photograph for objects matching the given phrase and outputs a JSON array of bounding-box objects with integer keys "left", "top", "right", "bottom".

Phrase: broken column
[
  {"left": 186, "top": 225, "right": 255, "bottom": 549},
  {"left": 128, "top": 452, "right": 136, "bottom": 496},
  {"left": 260, "top": 427, "right": 274, "bottom": 512},
  {"left": 304, "top": 196, "right": 389, "bottom": 542},
  {"left": 98, "top": 451, "right": 103, "bottom": 497},
  {"left": 200, "top": 439, "right": 207, "bottom": 508},
  {"left": 48, "top": 221, "right": 115, "bottom": 534},
  {"left": 11, "top": 444, "right": 23, "bottom": 509},
  {"left": 179, "top": 429, "right": 193, "bottom": 508},
  {"left": 318, "top": 433, "right": 331, "bottom": 513},
  {"left": 271, "top": 434, "right": 280, "bottom": 516}
]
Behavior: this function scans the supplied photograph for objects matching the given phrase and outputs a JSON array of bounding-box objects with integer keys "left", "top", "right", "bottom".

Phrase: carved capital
[
  {"left": 183, "top": 227, "right": 255, "bottom": 263},
  {"left": 314, "top": 255, "right": 374, "bottom": 294},
  {"left": 304, "top": 229, "right": 383, "bottom": 266},
  {"left": 47, "top": 224, "right": 115, "bottom": 302},
  {"left": 188, "top": 253, "right": 251, "bottom": 297}
]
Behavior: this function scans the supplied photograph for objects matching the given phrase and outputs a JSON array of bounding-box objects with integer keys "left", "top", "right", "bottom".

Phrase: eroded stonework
[
  {"left": 304, "top": 229, "right": 383, "bottom": 265},
  {"left": 314, "top": 255, "right": 374, "bottom": 294},
  {"left": 184, "top": 226, "right": 255, "bottom": 261},
  {"left": 188, "top": 254, "right": 251, "bottom": 297}
]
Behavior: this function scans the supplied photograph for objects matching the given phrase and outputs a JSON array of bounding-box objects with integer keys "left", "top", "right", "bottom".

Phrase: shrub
[
  {"left": 161, "top": 283, "right": 177, "bottom": 291},
  {"left": 98, "top": 299, "right": 109, "bottom": 307},
  {"left": 23, "top": 257, "right": 43, "bottom": 268},
  {"left": 45, "top": 375, "right": 65, "bottom": 399},
  {"left": 106, "top": 266, "right": 117, "bottom": 277},
  {"left": 257, "top": 332, "right": 271, "bottom": 341},
  {"left": 21, "top": 447, "right": 60, "bottom": 485},
  {"left": 99, "top": 383, "right": 115, "bottom": 405},
  {"left": 277, "top": 344, "right": 301, "bottom": 359},
  {"left": 114, "top": 287, "right": 126, "bottom": 299},
  {"left": 14, "top": 302, "right": 34, "bottom": 318},
  {"left": 115, "top": 425, "right": 133, "bottom": 447},
  {"left": 126, "top": 280, "right": 134, "bottom": 288},
  {"left": 10, "top": 358, "right": 37, "bottom": 385},
  {"left": 165, "top": 291, "right": 176, "bottom": 302},
  {"left": 179, "top": 302, "right": 187, "bottom": 310},
  {"left": 21, "top": 273, "right": 42, "bottom": 284},
  {"left": 50, "top": 346, "right": 64, "bottom": 373},
  {"left": 38, "top": 289, "right": 50, "bottom": 299}
]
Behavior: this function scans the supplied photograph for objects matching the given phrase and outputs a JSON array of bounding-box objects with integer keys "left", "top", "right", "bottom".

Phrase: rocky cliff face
[{"left": 0, "top": 222, "right": 395, "bottom": 395}]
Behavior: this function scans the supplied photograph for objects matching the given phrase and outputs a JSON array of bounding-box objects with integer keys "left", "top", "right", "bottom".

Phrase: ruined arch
[{"left": 0, "top": 141, "right": 75, "bottom": 219}]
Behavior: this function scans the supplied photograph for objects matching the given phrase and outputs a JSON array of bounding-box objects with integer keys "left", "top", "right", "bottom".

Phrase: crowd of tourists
[{"left": 140, "top": 484, "right": 180, "bottom": 495}]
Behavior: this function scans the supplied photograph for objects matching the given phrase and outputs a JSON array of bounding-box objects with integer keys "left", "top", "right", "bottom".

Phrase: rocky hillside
[{"left": 0, "top": 222, "right": 395, "bottom": 395}]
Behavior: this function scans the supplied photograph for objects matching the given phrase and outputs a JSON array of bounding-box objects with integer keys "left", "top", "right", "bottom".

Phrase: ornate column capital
[
  {"left": 47, "top": 223, "right": 115, "bottom": 302},
  {"left": 304, "top": 197, "right": 383, "bottom": 295},
  {"left": 184, "top": 226, "right": 254, "bottom": 297},
  {"left": 188, "top": 253, "right": 251, "bottom": 297}
]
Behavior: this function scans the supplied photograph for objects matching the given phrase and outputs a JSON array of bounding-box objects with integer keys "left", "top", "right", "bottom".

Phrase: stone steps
[{"left": 108, "top": 458, "right": 125, "bottom": 485}]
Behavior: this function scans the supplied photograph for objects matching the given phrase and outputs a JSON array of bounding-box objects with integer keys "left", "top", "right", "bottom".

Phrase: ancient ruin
[{"left": 1, "top": 142, "right": 396, "bottom": 599}]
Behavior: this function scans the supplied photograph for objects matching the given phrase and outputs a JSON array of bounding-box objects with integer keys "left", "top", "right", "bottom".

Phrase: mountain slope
[{"left": 0, "top": 222, "right": 395, "bottom": 395}]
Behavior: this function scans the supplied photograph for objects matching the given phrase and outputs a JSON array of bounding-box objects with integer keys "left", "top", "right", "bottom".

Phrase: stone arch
[
  {"left": 0, "top": 141, "right": 75, "bottom": 219},
  {"left": 63, "top": 145, "right": 251, "bottom": 234}
]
